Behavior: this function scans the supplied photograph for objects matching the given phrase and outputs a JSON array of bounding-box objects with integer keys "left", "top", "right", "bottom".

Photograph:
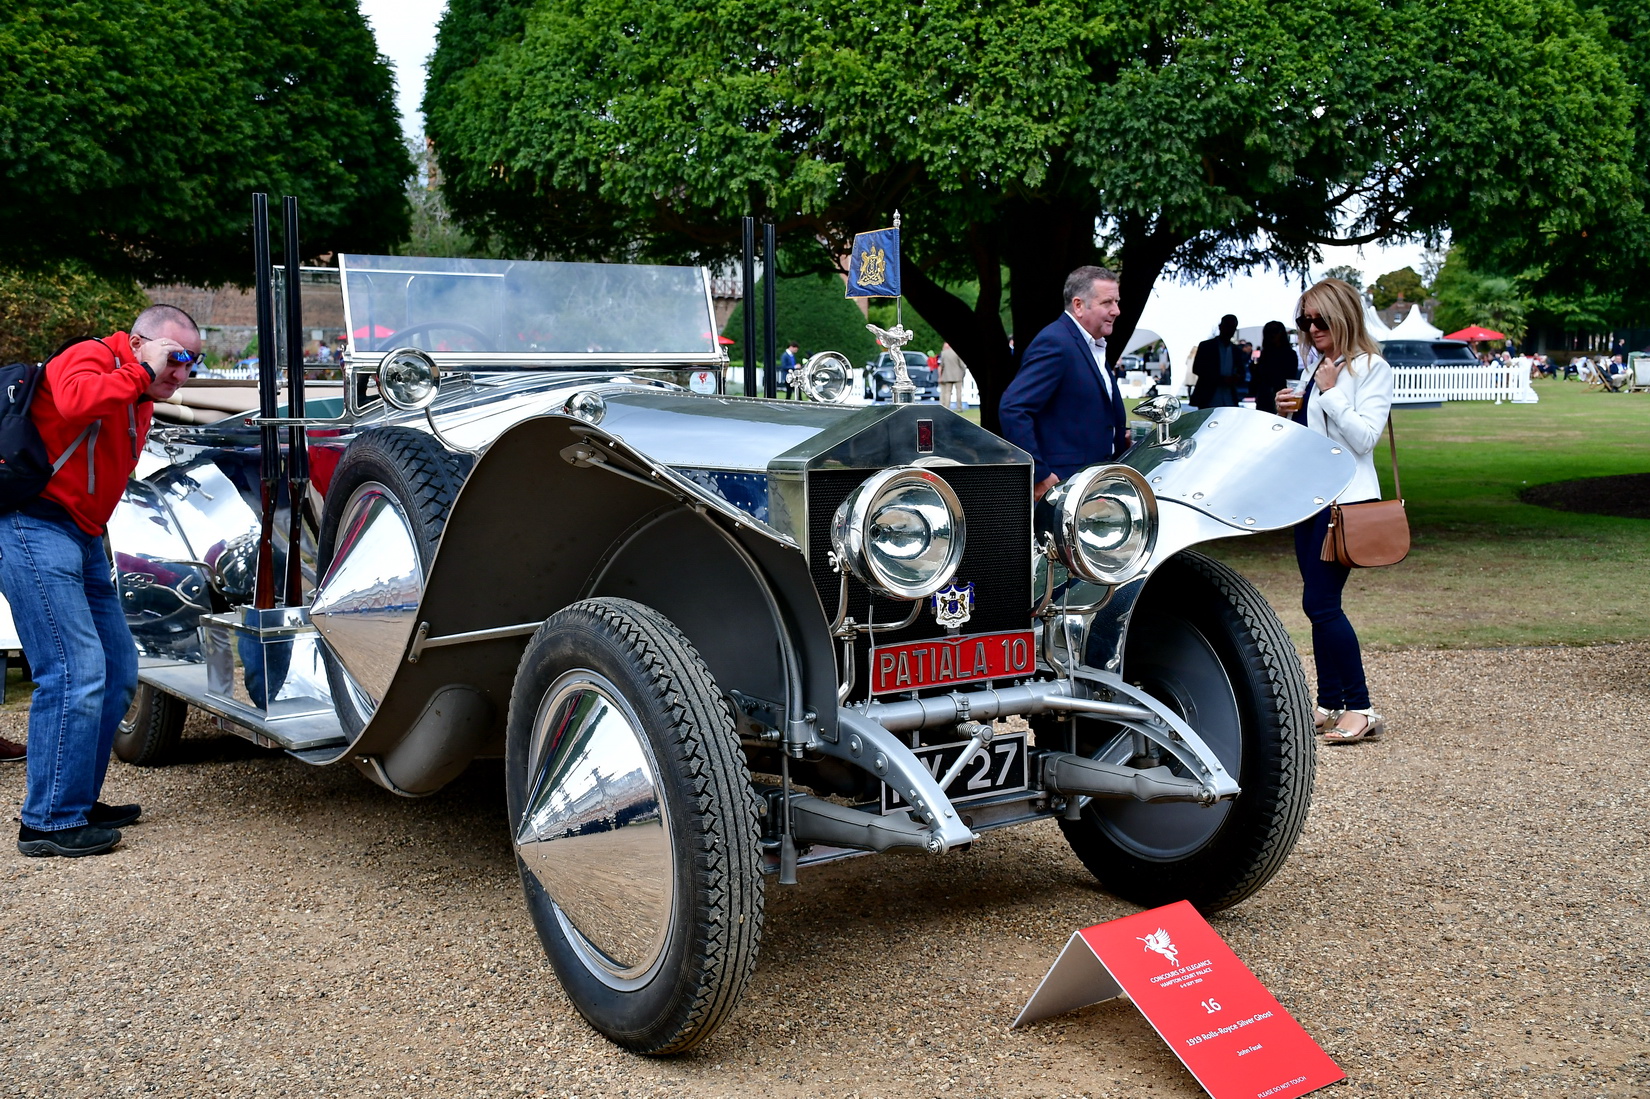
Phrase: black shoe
[
  {"left": 17, "top": 823, "right": 122, "bottom": 857},
  {"left": 88, "top": 801, "right": 142, "bottom": 828},
  {"left": 0, "top": 735, "right": 24, "bottom": 762}
]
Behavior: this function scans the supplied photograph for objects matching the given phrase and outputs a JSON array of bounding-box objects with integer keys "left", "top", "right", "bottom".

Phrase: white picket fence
[{"left": 1392, "top": 363, "right": 1538, "bottom": 405}]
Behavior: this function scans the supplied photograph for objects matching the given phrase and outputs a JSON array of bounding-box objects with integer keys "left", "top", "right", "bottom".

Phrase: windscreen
[{"left": 339, "top": 255, "right": 719, "bottom": 363}]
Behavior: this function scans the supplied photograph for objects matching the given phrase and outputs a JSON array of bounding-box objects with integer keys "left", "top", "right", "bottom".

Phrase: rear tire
[
  {"left": 114, "top": 684, "right": 187, "bottom": 766},
  {"left": 1059, "top": 551, "right": 1314, "bottom": 912},
  {"left": 506, "top": 598, "right": 763, "bottom": 1054},
  {"left": 314, "top": 427, "right": 471, "bottom": 738}
]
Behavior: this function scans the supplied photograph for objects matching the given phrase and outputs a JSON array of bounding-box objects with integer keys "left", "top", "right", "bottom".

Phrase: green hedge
[
  {"left": 0, "top": 261, "right": 150, "bottom": 364},
  {"left": 723, "top": 272, "right": 880, "bottom": 365}
]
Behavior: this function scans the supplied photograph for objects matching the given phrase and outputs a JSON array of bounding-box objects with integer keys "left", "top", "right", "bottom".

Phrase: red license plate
[{"left": 870, "top": 630, "right": 1035, "bottom": 695}]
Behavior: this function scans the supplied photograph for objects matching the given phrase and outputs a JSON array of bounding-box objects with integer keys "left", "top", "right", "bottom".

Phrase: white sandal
[
  {"left": 1323, "top": 707, "right": 1385, "bottom": 744},
  {"left": 1313, "top": 706, "right": 1341, "bottom": 731}
]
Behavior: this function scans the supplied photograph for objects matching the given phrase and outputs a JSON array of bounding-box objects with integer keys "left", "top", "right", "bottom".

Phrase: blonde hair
[{"left": 1298, "top": 278, "right": 1382, "bottom": 373}]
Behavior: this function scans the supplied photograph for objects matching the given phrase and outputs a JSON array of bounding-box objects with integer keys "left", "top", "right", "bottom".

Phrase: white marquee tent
[
  {"left": 1383, "top": 303, "right": 1443, "bottom": 340},
  {"left": 1116, "top": 268, "right": 1410, "bottom": 391}
]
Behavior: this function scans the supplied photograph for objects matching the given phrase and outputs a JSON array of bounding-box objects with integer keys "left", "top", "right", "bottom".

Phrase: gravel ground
[{"left": 0, "top": 644, "right": 1646, "bottom": 1099}]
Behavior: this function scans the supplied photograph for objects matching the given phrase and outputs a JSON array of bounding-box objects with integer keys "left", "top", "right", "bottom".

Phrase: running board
[{"left": 139, "top": 659, "right": 347, "bottom": 754}]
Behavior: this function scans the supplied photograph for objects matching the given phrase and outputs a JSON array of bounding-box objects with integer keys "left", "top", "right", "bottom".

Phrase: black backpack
[{"left": 0, "top": 338, "right": 104, "bottom": 512}]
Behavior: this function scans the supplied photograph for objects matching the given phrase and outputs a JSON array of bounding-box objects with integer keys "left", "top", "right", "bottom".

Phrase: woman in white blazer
[{"left": 1273, "top": 278, "right": 1391, "bottom": 743}]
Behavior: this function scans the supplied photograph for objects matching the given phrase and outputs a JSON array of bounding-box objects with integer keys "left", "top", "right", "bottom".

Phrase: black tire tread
[
  {"left": 315, "top": 427, "right": 472, "bottom": 738},
  {"left": 1174, "top": 551, "right": 1314, "bottom": 909},
  {"left": 1062, "top": 550, "right": 1314, "bottom": 913},
  {"left": 316, "top": 426, "right": 471, "bottom": 578},
  {"left": 510, "top": 597, "right": 763, "bottom": 1054},
  {"left": 114, "top": 684, "right": 187, "bottom": 766}
]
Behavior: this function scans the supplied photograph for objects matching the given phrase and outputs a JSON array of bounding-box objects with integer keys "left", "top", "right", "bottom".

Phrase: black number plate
[{"left": 880, "top": 732, "right": 1029, "bottom": 813}]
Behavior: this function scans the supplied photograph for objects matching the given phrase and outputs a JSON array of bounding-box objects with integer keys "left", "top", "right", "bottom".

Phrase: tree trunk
[
  {"left": 902, "top": 195, "right": 1103, "bottom": 434},
  {"left": 1112, "top": 218, "right": 1180, "bottom": 372}
]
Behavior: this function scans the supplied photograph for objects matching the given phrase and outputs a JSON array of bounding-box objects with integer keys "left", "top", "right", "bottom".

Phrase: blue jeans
[
  {"left": 0, "top": 508, "right": 137, "bottom": 830},
  {"left": 1294, "top": 506, "right": 1371, "bottom": 712}
]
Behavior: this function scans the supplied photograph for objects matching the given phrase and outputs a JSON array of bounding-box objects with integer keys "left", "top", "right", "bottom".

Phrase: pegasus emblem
[{"left": 1138, "top": 928, "right": 1179, "bottom": 967}]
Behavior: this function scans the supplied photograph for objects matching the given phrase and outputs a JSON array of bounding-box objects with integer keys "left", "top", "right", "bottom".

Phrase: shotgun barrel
[
  {"left": 281, "top": 196, "right": 310, "bottom": 607},
  {"left": 250, "top": 194, "right": 280, "bottom": 610}
]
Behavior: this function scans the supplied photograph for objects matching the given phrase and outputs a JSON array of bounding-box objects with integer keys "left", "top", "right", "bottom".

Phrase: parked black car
[
  {"left": 864, "top": 350, "right": 939, "bottom": 401},
  {"left": 1380, "top": 339, "right": 1477, "bottom": 367}
]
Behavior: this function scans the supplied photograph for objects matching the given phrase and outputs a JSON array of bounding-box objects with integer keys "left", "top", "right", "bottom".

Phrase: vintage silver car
[{"left": 107, "top": 248, "right": 1353, "bottom": 1054}]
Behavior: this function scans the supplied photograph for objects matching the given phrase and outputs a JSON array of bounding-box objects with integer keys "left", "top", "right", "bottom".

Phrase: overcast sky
[
  {"left": 359, "top": 0, "right": 448, "bottom": 139},
  {"left": 355, "top": 1, "right": 1436, "bottom": 282}
]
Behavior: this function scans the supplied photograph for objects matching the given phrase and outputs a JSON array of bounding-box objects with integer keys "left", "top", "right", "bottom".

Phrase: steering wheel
[{"left": 374, "top": 321, "right": 496, "bottom": 353}]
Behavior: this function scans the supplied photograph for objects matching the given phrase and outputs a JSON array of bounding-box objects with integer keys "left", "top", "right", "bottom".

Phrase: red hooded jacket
[{"left": 34, "top": 333, "right": 155, "bottom": 535}]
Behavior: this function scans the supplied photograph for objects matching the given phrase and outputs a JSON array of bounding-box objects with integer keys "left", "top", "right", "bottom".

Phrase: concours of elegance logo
[
  {"left": 1139, "top": 928, "right": 1179, "bottom": 967},
  {"left": 931, "top": 581, "right": 974, "bottom": 629}
]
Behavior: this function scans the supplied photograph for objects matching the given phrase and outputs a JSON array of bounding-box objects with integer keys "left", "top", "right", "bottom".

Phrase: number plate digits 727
[{"left": 881, "top": 732, "right": 1029, "bottom": 813}]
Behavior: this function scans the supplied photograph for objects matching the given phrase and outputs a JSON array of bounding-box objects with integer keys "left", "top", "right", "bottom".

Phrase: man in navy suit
[{"left": 999, "top": 266, "right": 1130, "bottom": 500}]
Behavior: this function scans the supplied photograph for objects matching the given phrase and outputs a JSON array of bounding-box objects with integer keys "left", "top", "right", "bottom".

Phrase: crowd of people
[{"left": 997, "top": 269, "right": 1390, "bottom": 744}]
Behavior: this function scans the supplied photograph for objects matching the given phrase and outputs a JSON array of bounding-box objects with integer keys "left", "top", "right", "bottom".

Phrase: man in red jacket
[{"left": 0, "top": 304, "right": 198, "bottom": 856}]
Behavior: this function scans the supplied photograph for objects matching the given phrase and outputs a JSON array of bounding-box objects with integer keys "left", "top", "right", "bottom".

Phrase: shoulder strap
[
  {"left": 1386, "top": 417, "right": 1401, "bottom": 501},
  {"left": 51, "top": 422, "right": 98, "bottom": 478}
]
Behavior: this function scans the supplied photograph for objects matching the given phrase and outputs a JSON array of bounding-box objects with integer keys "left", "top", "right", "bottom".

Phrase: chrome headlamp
[
  {"left": 797, "top": 351, "right": 855, "bottom": 404},
  {"left": 1045, "top": 464, "right": 1157, "bottom": 584},
  {"left": 378, "top": 347, "right": 441, "bottom": 410},
  {"left": 830, "top": 468, "right": 965, "bottom": 600}
]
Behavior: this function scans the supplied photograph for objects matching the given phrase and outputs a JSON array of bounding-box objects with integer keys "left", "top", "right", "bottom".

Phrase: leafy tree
[
  {"left": 723, "top": 274, "right": 881, "bottom": 367},
  {"left": 426, "top": 0, "right": 1638, "bottom": 429},
  {"left": 1320, "top": 266, "right": 1364, "bottom": 291},
  {"left": 0, "top": 0, "right": 413, "bottom": 286},
  {"left": 1429, "top": 249, "right": 1530, "bottom": 338},
  {"left": 0, "top": 261, "right": 150, "bottom": 364},
  {"left": 1371, "top": 268, "right": 1429, "bottom": 311}
]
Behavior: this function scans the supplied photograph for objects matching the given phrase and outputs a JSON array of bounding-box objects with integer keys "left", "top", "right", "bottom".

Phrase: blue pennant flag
[{"left": 845, "top": 227, "right": 901, "bottom": 297}]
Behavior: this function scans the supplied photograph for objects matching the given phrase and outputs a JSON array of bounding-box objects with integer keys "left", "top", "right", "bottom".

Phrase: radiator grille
[{"left": 807, "top": 465, "right": 1031, "bottom": 690}]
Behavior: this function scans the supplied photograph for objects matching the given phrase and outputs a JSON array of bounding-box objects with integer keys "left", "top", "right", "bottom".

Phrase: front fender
[
  {"left": 339, "top": 413, "right": 838, "bottom": 770},
  {"left": 1072, "top": 407, "right": 1355, "bottom": 671}
]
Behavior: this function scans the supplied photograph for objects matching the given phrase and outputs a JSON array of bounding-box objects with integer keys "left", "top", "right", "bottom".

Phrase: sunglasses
[
  {"left": 1296, "top": 314, "right": 1331, "bottom": 333},
  {"left": 133, "top": 332, "right": 204, "bottom": 366}
]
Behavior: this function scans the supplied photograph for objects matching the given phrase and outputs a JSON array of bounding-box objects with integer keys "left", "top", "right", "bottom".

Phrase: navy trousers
[{"left": 1293, "top": 506, "right": 1371, "bottom": 712}]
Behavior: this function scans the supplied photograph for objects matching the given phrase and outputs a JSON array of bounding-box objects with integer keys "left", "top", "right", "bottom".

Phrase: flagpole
[{"left": 889, "top": 210, "right": 915, "bottom": 404}]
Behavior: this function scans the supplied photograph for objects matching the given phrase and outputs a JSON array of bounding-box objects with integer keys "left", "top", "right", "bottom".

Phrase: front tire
[
  {"left": 505, "top": 598, "right": 763, "bottom": 1054},
  {"left": 1059, "top": 551, "right": 1314, "bottom": 912},
  {"left": 114, "top": 684, "right": 187, "bottom": 766}
]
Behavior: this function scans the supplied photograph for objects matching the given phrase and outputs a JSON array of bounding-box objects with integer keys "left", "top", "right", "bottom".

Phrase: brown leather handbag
[{"left": 1321, "top": 418, "right": 1409, "bottom": 568}]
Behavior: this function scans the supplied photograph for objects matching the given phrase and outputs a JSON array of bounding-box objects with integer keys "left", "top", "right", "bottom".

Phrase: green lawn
[
  {"left": 1197, "top": 380, "right": 1650, "bottom": 649},
  {"left": 964, "top": 381, "right": 1649, "bottom": 647}
]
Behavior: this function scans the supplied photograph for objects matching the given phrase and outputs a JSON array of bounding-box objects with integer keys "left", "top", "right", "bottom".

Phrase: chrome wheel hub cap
[{"left": 515, "top": 672, "right": 674, "bottom": 989}]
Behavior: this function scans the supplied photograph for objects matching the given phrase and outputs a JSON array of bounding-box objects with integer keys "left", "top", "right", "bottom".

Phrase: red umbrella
[
  {"left": 719, "top": 335, "right": 735, "bottom": 346},
  {"left": 1444, "top": 325, "right": 1506, "bottom": 341},
  {"left": 352, "top": 324, "right": 397, "bottom": 339}
]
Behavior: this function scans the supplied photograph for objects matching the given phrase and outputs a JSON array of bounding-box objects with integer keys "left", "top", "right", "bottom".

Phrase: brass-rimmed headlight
[
  {"left": 830, "top": 468, "right": 965, "bottom": 600},
  {"left": 378, "top": 347, "right": 441, "bottom": 410},
  {"left": 1045, "top": 464, "right": 1157, "bottom": 584}
]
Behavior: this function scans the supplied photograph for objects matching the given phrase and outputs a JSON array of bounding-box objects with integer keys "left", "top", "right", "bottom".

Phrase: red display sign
[
  {"left": 870, "top": 629, "right": 1034, "bottom": 694},
  {"left": 1016, "top": 901, "right": 1344, "bottom": 1099}
]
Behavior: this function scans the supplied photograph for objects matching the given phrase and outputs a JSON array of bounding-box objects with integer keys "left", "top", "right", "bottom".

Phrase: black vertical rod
[
  {"left": 741, "top": 216, "right": 757, "bottom": 397},
  {"left": 251, "top": 194, "right": 281, "bottom": 611},
  {"left": 763, "top": 221, "right": 778, "bottom": 398},
  {"left": 281, "top": 196, "right": 310, "bottom": 608}
]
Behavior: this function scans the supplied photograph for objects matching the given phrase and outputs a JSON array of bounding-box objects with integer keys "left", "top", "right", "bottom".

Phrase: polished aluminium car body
[{"left": 106, "top": 251, "right": 1355, "bottom": 1055}]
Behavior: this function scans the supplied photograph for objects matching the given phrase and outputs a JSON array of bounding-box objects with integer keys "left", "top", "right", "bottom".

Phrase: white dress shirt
[{"left": 1064, "top": 312, "right": 1119, "bottom": 407}]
